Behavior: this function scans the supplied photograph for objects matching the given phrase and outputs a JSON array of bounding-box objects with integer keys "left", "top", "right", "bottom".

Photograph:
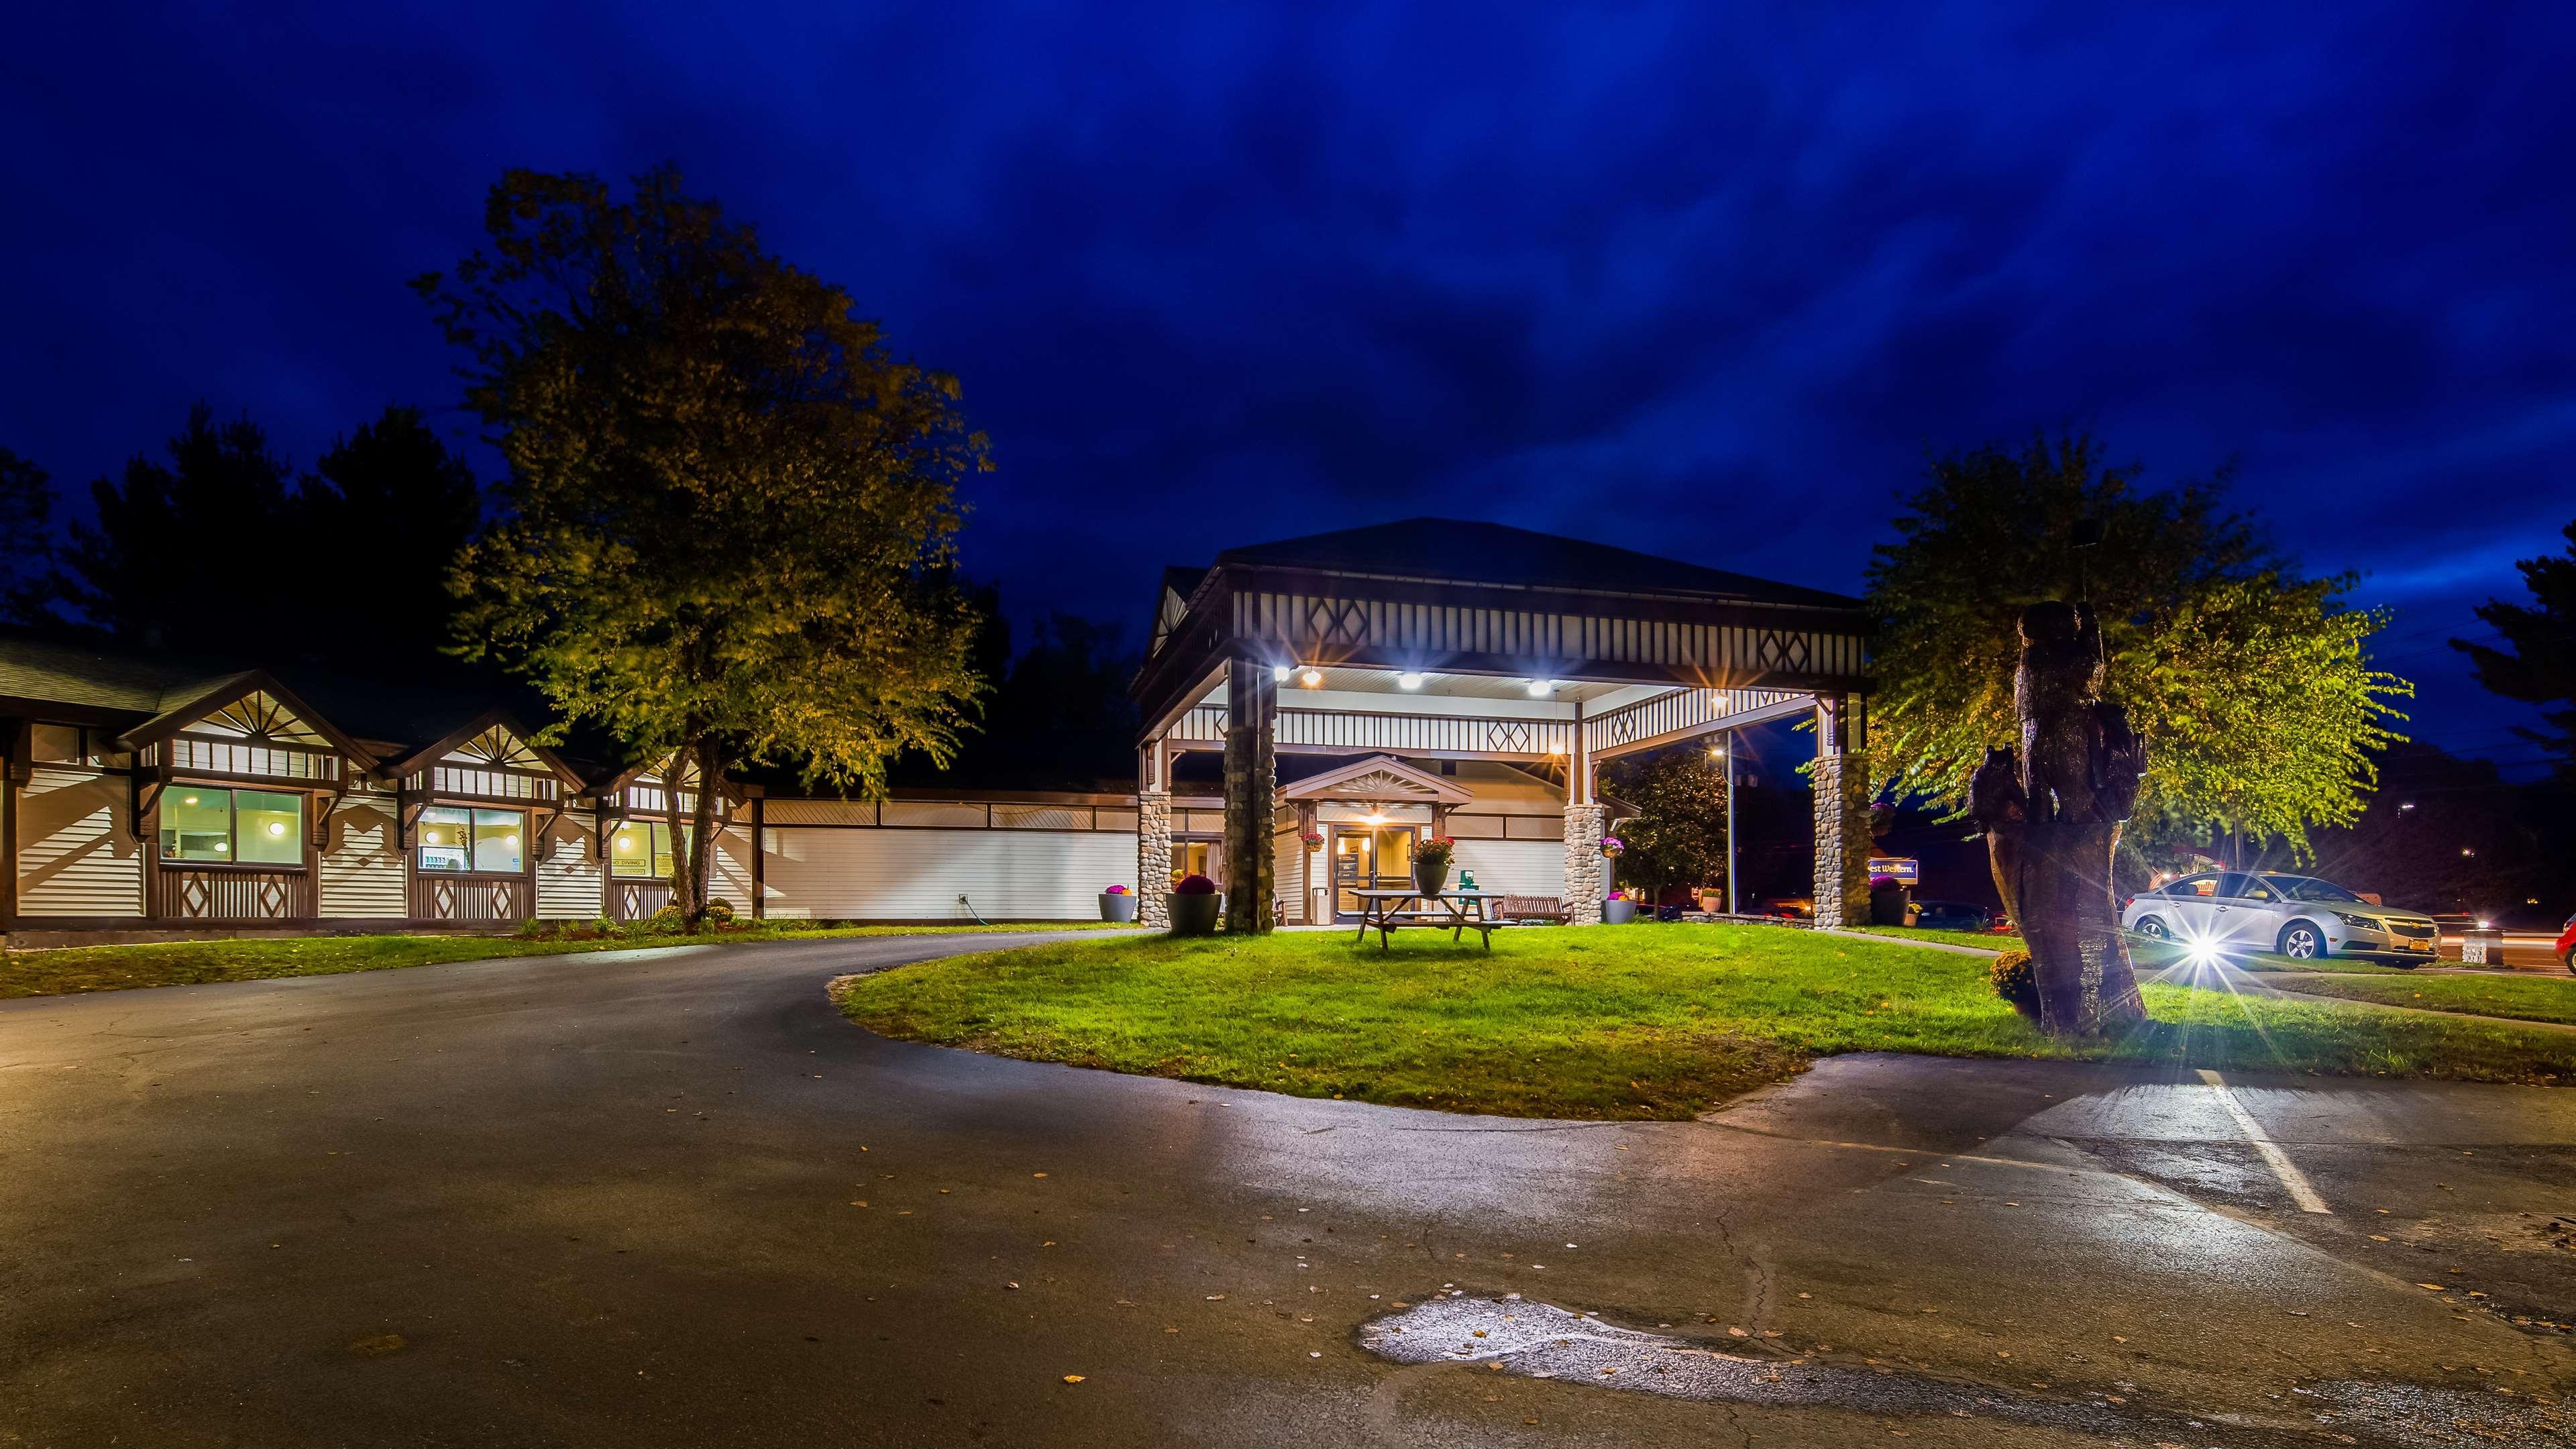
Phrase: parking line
[{"left": 2196, "top": 1068, "right": 2332, "bottom": 1214}]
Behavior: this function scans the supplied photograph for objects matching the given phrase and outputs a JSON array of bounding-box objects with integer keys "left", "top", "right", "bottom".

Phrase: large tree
[
  {"left": 0, "top": 447, "right": 67, "bottom": 627},
  {"left": 66, "top": 403, "right": 301, "bottom": 649},
  {"left": 1866, "top": 433, "right": 2410, "bottom": 859},
  {"left": 417, "top": 167, "right": 989, "bottom": 923},
  {"left": 301, "top": 405, "right": 484, "bottom": 669},
  {"left": 2454, "top": 519, "right": 2576, "bottom": 782},
  {"left": 1601, "top": 746, "right": 1731, "bottom": 904}
]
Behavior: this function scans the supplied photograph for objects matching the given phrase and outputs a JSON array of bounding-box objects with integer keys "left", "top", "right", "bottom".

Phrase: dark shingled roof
[
  {"left": 1210, "top": 517, "right": 1859, "bottom": 610},
  {"left": 0, "top": 632, "right": 251, "bottom": 716}
]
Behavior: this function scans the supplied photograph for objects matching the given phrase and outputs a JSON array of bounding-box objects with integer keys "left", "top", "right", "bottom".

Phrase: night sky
[{"left": 6, "top": 3, "right": 2573, "bottom": 775}]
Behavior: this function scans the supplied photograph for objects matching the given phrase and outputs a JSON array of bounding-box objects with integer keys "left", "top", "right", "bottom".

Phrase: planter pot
[
  {"left": 1413, "top": 861, "right": 1450, "bottom": 897},
  {"left": 1167, "top": 892, "right": 1223, "bottom": 936},
  {"left": 1098, "top": 892, "right": 1138, "bottom": 923},
  {"left": 1602, "top": 899, "right": 1639, "bottom": 924}
]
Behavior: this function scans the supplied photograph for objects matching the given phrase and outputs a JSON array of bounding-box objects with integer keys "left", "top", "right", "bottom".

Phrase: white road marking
[{"left": 2196, "top": 1069, "right": 2332, "bottom": 1214}]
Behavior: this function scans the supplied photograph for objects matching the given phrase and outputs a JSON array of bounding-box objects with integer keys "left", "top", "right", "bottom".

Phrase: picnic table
[{"left": 1348, "top": 888, "right": 1513, "bottom": 951}]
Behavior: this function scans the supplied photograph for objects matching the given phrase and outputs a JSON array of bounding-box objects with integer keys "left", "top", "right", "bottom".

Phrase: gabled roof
[
  {"left": 1212, "top": 518, "right": 1860, "bottom": 610},
  {"left": 114, "top": 670, "right": 380, "bottom": 765},
  {"left": 377, "top": 709, "right": 586, "bottom": 789},
  {"left": 0, "top": 632, "right": 253, "bottom": 720},
  {"left": 1276, "top": 753, "right": 1473, "bottom": 806}
]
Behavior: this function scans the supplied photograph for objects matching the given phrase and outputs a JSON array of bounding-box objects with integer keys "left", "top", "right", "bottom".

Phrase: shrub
[
  {"left": 647, "top": 902, "right": 688, "bottom": 934},
  {"left": 704, "top": 898, "right": 737, "bottom": 925},
  {"left": 1989, "top": 950, "right": 2039, "bottom": 1016},
  {"left": 515, "top": 918, "right": 555, "bottom": 940},
  {"left": 1174, "top": 873, "right": 1217, "bottom": 896}
]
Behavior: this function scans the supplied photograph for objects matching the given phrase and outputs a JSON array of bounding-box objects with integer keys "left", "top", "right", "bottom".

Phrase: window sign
[{"left": 610, "top": 820, "right": 685, "bottom": 877}]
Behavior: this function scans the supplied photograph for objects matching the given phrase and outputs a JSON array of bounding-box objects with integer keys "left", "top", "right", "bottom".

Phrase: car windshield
[{"left": 2270, "top": 875, "right": 2363, "bottom": 904}]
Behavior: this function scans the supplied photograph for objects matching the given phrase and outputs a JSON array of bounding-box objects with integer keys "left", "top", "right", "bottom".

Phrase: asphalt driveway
[{"left": 2, "top": 933, "right": 2569, "bottom": 1448}]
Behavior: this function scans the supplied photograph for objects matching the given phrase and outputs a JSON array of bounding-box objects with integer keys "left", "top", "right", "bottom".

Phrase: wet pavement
[{"left": 1, "top": 932, "right": 2570, "bottom": 1446}]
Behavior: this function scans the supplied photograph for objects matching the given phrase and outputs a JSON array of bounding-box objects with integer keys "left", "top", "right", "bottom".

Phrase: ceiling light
[
  {"left": 1527, "top": 680, "right": 1553, "bottom": 697},
  {"left": 1271, "top": 664, "right": 1293, "bottom": 682},
  {"left": 267, "top": 821, "right": 287, "bottom": 837},
  {"left": 425, "top": 831, "right": 441, "bottom": 844},
  {"left": 181, "top": 795, "right": 199, "bottom": 806},
  {"left": 1300, "top": 668, "right": 1324, "bottom": 688},
  {"left": 214, "top": 841, "right": 228, "bottom": 852},
  {"left": 505, "top": 834, "right": 521, "bottom": 847},
  {"left": 1396, "top": 672, "right": 1423, "bottom": 690}
]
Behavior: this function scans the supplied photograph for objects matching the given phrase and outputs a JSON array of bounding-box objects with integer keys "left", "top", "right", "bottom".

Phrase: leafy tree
[
  {"left": 301, "top": 405, "right": 484, "bottom": 669},
  {"left": 1601, "top": 745, "right": 1731, "bottom": 903},
  {"left": 1866, "top": 433, "right": 2410, "bottom": 856},
  {"left": 0, "top": 447, "right": 68, "bottom": 627},
  {"left": 418, "top": 166, "right": 990, "bottom": 923},
  {"left": 2454, "top": 519, "right": 2576, "bottom": 782},
  {"left": 923, "top": 607, "right": 1139, "bottom": 789},
  {"left": 66, "top": 402, "right": 300, "bottom": 649}
]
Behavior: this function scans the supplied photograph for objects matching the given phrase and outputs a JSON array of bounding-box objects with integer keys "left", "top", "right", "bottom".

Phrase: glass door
[{"left": 1332, "top": 825, "right": 1419, "bottom": 916}]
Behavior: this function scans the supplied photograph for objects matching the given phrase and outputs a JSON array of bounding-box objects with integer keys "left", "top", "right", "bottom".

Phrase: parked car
[
  {"left": 2120, "top": 871, "right": 2440, "bottom": 965},
  {"left": 2557, "top": 912, "right": 2575, "bottom": 975},
  {"left": 1907, "top": 900, "right": 1992, "bottom": 932}
]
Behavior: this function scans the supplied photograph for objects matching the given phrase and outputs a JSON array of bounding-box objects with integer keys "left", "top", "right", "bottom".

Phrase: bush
[
  {"left": 1989, "top": 949, "right": 2039, "bottom": 1016},
  {"left": 1174, "top": 873, "right": 1218, "bottom": 896},
  {"left": 515, "top": 918, "right": 555, "bottom": 940},
  {"left": 704, "top": 898, "right": 737, "bottom": 925},
  {"left": 647, "top": 902, "right": 688, "bottom": 934}
]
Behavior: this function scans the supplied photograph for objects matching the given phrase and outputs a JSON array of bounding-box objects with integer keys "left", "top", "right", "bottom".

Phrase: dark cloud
[{"left": 3, "top": 0, "right": 2571, "bottom": 769}]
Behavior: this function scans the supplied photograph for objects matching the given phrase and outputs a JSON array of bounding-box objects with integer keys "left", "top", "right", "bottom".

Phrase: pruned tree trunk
[
  {"left": 1969, "top": 602, "right": 2149, "bottom": 1036},
  {"left": 686, "top": 733, "right": 722, "bottom": 925}
]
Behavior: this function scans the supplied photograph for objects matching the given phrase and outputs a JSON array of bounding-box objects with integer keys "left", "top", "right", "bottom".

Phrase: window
[
  {"left": 2275, "top": 875, "right": 2363, "bottom": 904},
  {"left": 2163, "top": 873, "right": 2219, "bottom": 898},
  {"left": 418, "top": 806, "right": 525, "bottom": 873},
  {"left": 609, "top": 820, "right": 686, "bottom": 877},
  {"left": 159, "top": 787, "right": 303, "bottom": 864}
]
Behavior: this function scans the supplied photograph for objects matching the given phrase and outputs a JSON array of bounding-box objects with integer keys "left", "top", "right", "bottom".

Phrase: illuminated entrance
[{"left": 1330, "top": 824, "right": 1416, "bottom": 916}]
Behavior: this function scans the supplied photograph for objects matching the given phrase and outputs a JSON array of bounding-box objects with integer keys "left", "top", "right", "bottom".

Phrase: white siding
[
  {"left": 763, "top": 828, "right": 1131, "bottom": 920},
  {"left": 708, "top": 824, "right": 755, "bottom": 912},
  {"left": 1452, "top": 839, "right": 1565, "bottom": 898},
  {"left": 536, "top": 814, "right": 603, "bottom": 920},
  {"left": 319, "top": 798, "right": 407, "bottom": 918},
  {"left": 15, "top": 765, "right": 142, "bottom": 918}
]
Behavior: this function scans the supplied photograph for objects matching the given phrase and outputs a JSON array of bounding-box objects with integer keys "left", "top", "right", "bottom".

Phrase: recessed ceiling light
[
  {"left": 1396, "top": 672, "right": 1423, "bottom": 690},
  {"left": 1300, "top": 668, "right": 1324, "bottom": 688},
  {"left": 1526, "top": 679, "right": 1553, "bottom": 697},
  {"left": 1271, "top": 664, "right": 1293, "bottom": 682}
]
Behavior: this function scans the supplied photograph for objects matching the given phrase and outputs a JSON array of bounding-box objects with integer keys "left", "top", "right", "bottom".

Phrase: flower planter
[
  {"left": 1602, "top": 899, "right": 1638, "bottom": 924},
  {"left": 1413, "top": 861, "right": 1450, "bottom": 897},
  {"left": 1167, "top": 892, "right": 1223, "bottom": 936},
  {"left": 1098, "top": 891, "right": 1138, "bottom": 923}
]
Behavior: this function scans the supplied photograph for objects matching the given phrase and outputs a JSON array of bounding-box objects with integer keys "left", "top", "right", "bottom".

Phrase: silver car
[{"left": 2121, "top": 871, "right": 2440, "bottom": 965}]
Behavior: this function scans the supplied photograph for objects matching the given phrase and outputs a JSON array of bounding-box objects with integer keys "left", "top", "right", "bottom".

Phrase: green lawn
[
  {"left": 1851, "top": 924, "right": 2025, "bottom": 952},
  {"left": 835, "top": 926, "right": 2576, "bottom": 1120},
  {"left": 2235, "top": 953, "right": 2424, "bottom": 975},
  {"left": 0, "top": 921, "right": 1119, "bottom": 1000},
  {"left": 2263, "top": 969, "right": 2576, "bottom": 1028}
]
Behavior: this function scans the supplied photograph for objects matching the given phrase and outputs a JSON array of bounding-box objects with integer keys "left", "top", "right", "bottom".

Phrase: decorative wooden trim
[{"left": 749, "top": 797, "right": 765, "bottom": 920}]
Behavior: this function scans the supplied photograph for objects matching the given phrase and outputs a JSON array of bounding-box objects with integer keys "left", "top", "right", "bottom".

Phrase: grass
[
  {"left": 2235, "top": 952, "right": 2426, "bottom": 975},
  {"left": 1851, "top": 924, "right": 2025, "bottom": 952},
  {"left": 0, "top": 920, "right": 1119, "bottom": 1000},
  {"left": 2261, "top": 969, "right": 2576, "bottom": 1028},
  {"left": 836, "top": 925, "right": 2576, "bottom": 1120}
]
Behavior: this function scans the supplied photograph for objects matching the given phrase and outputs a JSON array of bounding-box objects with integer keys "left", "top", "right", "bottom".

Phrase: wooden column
[
  {"left": 1222, "top": 655, "right": 1277, "bottom": 934},
  {"left": 749, "top": 796, "right": 766, "bottom": 920}
]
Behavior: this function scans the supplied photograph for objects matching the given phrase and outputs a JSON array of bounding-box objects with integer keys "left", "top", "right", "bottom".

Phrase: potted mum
[
  {"left": 1413, "top": 835, "right": 1456, "bottom": 896},
  {"left": 1099, "top": 883, "right": 1138, "bottom": 923},
  {"left": 1603, "top": 889, "right": 1640, "bottom": 924},
  {"left": 1167, "top": 873, "right": 1222, "bottom": 936},
  {"left": 1600, "top": 835, "right": 1625, "bottom": 859}
]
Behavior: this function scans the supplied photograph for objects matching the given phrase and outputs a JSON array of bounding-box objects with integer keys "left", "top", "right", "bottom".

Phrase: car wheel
[
  {"left": 2134, "top": 915, "right": 2169, "bottom": 942},
  {"left": 2565, "top": 949, "right": 2575, "bottom": 977},
  {"left": 2277, "top": 921, "right": 2325, "bottom": 960}
]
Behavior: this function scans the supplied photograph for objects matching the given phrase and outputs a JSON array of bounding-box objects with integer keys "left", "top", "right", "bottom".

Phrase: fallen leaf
[{"left": 1061, "top": 1375, "right": 1084, "bottom": 1384}]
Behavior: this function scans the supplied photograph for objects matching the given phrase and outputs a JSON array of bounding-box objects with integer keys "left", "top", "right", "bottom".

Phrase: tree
[
  {"left": 0, "top": 447, "right": 68, "bottom": 627},
  {"left": 417, "top": 166, "right": 990, "bottom": 924},
  {"left": 2454, "top": 519, "right": 2576, "bottom": 782},
  {"left": 1601, "top": 746, "right": 1730, "bottom": 904},
  {"left": 906, "top": 603, "right": 1140, "bottom": 790},
  {"left": 66, "top": 403, "right": 301, "bottom": 649},
  {"left": 301, "top": 405, "right": 484, "bottom": 669},
  {"left": 1866, "top": 433, "right": 2410, "bottom": 859}
]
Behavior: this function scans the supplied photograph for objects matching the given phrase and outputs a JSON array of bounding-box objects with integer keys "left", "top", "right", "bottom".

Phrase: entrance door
[{"left": 1332, "top": 825, "right": 1419, "bottom": 916}]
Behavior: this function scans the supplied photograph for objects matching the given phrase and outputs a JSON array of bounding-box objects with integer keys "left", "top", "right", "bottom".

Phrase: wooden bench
[{"left": 1494, "top": 895, "right": 1568, "bottom": 924}]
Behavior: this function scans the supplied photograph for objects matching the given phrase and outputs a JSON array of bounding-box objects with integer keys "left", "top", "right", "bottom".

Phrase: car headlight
[{"left": 2333, "top": 912, "right": 2381, "bottom": 930}]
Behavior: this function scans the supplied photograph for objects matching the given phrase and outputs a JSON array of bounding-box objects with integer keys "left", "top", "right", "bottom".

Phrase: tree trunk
[
  {"left": 686, "top": 733, "right": 722, "bottom": 926},
  {"left": 661, "top": 746, "right": 694, "bottom": 922}
]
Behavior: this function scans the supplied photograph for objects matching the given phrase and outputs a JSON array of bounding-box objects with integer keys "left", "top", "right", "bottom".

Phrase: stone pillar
[
  {"left": 1138, "top": 741, "right": 1172, "bottom": 929},
  {"left": 1810, "top": 694, "right": 1871, "bottom": 929},
  {"left": 1222, "top": 656, "right": 1277, "bottom": 934},
  {"left": 1562, "top": 803, "right": 1607, "bottom": 924}
]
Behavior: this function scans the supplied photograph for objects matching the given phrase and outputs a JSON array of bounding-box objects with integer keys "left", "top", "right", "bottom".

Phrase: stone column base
[
  {"left": 1562, "top": 804, "right": 1607, "bottom": 925},
  {"left": 1138, "top": 791, "right": 1172, "bottom": 928},
  {"left": 1810, "top": 753, "right": 1870, "bottom": 928}
]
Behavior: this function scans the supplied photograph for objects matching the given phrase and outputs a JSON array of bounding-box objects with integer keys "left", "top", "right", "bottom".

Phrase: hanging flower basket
[{"left": 1599, "top": 835, "right": 1625, "bottom": 858}]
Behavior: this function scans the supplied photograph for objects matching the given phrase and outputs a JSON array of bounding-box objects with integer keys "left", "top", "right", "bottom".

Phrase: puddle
[{"left": 1358, "top": 1295, "right": 2569, "bottom": 1449}]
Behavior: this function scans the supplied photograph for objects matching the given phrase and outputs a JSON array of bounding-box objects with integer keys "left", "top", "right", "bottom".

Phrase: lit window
[
  {"left": 160, "top": 787, "right": 303, "bottom": 863},
  {"left": 609, "top": 820, "right": 686, "bottom": 878},
  {"left": 418, "top": 806, "right": 526, "bottom": 873}
]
